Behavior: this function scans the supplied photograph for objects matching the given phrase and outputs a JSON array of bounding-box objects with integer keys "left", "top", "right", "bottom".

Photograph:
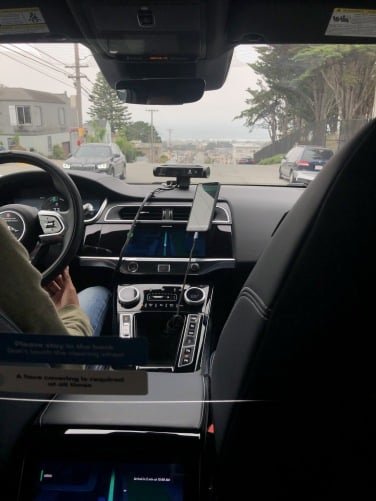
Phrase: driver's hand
[{"left": 44, "top": 266, "right": 80, "bottom": 310}]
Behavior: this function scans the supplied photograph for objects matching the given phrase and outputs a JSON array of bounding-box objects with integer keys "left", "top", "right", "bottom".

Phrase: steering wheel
[{"left": 0, "top": 151, "right": 84, "bottom": 285}]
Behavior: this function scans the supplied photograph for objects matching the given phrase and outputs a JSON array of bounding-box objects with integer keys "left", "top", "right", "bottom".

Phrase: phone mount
[{"left": 153, "top": 165, "right": 210, "bottom": 190}]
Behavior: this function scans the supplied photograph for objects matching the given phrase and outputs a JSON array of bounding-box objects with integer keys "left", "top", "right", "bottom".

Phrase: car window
[
  {"left": 75, "top": 145, "right": 112, "bottom": 158},
  {"left": 287, "top": 147, "right": 299, "bottom": 162},
  {"left": 0, "top": 42, "right": 373, "bottom": 188},
  {"left": 302, "top": 148, "right": 334, "bottom": 162}
]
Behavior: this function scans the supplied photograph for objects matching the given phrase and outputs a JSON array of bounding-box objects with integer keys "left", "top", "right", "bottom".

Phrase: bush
[
  {"left": 52, "top": 144, "right": 65, "bottom": 159},
  {"left": 159, "top": 154, "right": 169, "bottom": 163},
  {"left": 258, "top": 154, "right": 284, "bottom": 165},
  {"left": 115, "top": 135, "right": 137, "bottom": 162}
]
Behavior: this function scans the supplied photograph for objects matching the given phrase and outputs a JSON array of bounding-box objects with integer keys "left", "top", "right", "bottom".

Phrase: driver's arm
[{"left": 0, "top": 219, "right": 92, "bottom": 337}]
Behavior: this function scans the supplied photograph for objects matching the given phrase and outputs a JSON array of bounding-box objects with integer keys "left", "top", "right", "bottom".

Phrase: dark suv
[
  {"left": 63, "top": 143, "right": 126, "bottom": 179},
  {"left": 279, "top": 145, "right": 334, "bottom": 183}
]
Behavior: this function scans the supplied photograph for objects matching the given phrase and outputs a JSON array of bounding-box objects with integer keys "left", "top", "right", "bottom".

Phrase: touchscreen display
[
  {"left": 125, "top": 227, "right": 205, "bottom": 258},
  {"left": 31, "top": 460, "right": 184, "bottom": 500}
]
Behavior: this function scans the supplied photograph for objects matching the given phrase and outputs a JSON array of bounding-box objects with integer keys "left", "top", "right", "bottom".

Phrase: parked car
[
  {"left": 279, "top": 145, "right": 334, "bottom": 183},
  {"left": 238, "top": 156, "right": 255, "bottom": 164},
  {"left": 63, "top": 143, "right": 126, "bottom": 178},
  {"left": 295, "top": 170, "right": 318, "bottom": 186}
]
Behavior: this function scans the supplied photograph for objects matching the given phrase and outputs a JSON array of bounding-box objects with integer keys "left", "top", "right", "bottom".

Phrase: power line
[
  {"left": 79, "top": 53, "right": 94, "bottom": 62},
  {"left": 18, "top": 45, "right": 93, "bottom": 95},
  {"left": 29, "top": 43, "right": 67, "bottom": 66},
  {"left": 0, "top": 50, "right": 77, "bottom": 90},
  {"left": 84, "top": 75, "right": 95, "bottom": 85},
  {"left": 81, "top": 85, "right": 91, "bottom": 97},
  {"left": 13, "top": 44, "right": 93, "bottom": 92},
  {"left": 6, "top": 45, "right": 71, "bottom": 77}
]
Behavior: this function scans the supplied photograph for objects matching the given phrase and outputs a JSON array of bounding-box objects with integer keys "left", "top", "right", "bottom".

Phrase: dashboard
[
  {"left": 0, "top": 169, "right": 304, "bottom": 273},
  {"left": 0, "top": 168, "right": 305, "bottom": 500}
]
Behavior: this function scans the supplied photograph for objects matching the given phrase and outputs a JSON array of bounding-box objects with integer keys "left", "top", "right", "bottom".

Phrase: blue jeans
[{"left": 78, "top": 286, "right": 110, "bottom": 337}]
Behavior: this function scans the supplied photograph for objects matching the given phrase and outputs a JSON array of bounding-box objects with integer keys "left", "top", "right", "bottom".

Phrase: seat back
[
  {"left": 211, "top": 120, "right": 376, "bottom": 499},
  {"left": 0, "top": 310, "right": 47, "bottom": 489}
]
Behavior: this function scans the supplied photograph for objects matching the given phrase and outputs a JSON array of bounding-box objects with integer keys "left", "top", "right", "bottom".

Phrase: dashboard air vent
[
  {"left": 213, "top": 206, "right": 229, "bottom": 222},
  {"left": 118, "top": 206, "right": 164, "bottom": 221},
  {"left": 106, "top": 203, "right": 230, "bottom": 223},
  {"left": 172, "top": 206, "right": 191, "bottom": 221}
]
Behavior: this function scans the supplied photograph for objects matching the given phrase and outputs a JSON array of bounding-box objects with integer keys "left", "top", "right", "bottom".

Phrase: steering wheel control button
[
  {"left": 184, "top": 287, "right": 206, "bottom": 305},
  {"left": 0, "top": 210, "right": 26, "bottom": 241},
  {"left": 118, "top": 286, "right": 141, "bottom": 308},
  {"left": 38, "top": 211, "right": 64, "bottom": 236},
  {"left": 127, "top": 261, "right": 139, "bottom": 273}
]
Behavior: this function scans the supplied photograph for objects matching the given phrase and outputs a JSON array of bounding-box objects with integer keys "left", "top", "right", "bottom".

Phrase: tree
[
  {"left": 115, "top": 133, "right": 138, "bottom": 162},
  {"left": 237, "top": 44, "right": 376, "bottom": 146},
  {"left": 294, "top": 45, "right": 376, "bottom": 121},
  {"left": 236, "top": 83, "right": 284, "bottom": 143},
  {"left": 88, "top": 73, "right": 132, "bottom": 133},
  {"left": 125, "top": 121, "right": 161, "bottom": 143},
  {"left": 236, "top": 45, "right": 311, "bottom": 142},
  {"left": 86, "top": 120, "right": 106, "bottom": 143}
]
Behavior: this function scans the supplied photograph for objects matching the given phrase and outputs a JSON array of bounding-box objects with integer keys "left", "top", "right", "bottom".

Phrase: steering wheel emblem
[{"left": 0, "top": 210, "right": 26, "bottom": 241}]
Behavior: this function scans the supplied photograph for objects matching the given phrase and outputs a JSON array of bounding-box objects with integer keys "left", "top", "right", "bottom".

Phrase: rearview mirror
[{"left": 117, "top": 78, "right": 205, "bottom": 105}]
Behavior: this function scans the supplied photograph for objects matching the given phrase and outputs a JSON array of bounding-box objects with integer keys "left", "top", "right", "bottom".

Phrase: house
[
  {"left": 131, "top": 140, "right": 163, "bottom": 162},
  {"left": 232, "top": 141, "right": 263, "bottom": 163},
  {"left": 0, "top": 87, "right": 76, "bottom": 156}
]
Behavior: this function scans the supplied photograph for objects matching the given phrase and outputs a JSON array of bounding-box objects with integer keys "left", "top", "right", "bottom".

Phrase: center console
[
  {"left": 117, "top": 283, "right": 211, "bottom": 372},
  {"left": 13, "top": 200, "right": 235, "bottom": 500}
]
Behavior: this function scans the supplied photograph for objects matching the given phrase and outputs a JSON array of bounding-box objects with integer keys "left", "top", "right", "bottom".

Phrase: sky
[{"left": 0, "top": 43, "right": 268, "bottom": 142}]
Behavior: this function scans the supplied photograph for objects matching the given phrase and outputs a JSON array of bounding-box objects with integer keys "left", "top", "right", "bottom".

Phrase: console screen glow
[{"left": 32, "top": 460, "right": 184, "bottom": 500}]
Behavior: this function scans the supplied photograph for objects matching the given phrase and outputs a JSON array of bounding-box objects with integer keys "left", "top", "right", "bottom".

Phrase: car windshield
[
  {"left": 0, "top": 43, "right": 374, "bottom": 184},
  {"left": 74, "top": 145, "right": 112, "bottom": 158},
  {"left": 302, "top": 148, "right": 334, "bottom": 162}
]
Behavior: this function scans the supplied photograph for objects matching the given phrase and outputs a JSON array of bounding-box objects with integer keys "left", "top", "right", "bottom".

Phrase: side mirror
[{"left": 113, "top": 153, "right": 120, "bottom": 159}]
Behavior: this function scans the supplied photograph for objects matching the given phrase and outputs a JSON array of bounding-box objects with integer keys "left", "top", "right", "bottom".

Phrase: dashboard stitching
[{"left": 241, "top": 288, "right": 270, "bottom": 319}]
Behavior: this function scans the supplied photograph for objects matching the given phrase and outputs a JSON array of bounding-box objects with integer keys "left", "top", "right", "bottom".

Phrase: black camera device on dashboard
[{"left": 153, "top": 164, "right": 210, "bottom": 189}]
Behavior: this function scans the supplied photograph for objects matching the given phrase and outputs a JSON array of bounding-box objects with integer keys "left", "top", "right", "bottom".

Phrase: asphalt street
[{"left": 0, "top": 161, "right": 288, "bottom": 185}]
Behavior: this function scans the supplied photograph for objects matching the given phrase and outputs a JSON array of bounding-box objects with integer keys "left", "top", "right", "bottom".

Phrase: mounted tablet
[{"left": 186, "top": 183, "right": 221, "bottom": 233}]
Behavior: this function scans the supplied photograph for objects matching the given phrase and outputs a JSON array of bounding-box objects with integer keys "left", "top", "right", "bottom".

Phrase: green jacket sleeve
[{"left": 0, "top": 219, "right": 92, "bottom": 337}]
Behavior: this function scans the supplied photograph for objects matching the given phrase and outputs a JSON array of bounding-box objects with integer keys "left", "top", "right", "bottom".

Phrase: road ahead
[{"left": 0, "top": 161, "right": 288, "bottom": 185}]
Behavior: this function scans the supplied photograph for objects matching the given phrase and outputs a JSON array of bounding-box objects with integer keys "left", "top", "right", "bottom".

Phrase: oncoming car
[
  {"left": 63, "top": 143, "right": 126, "bottom": 178},
  {"left": 0, "top": 1, "right": 375, "bottom": 500}
]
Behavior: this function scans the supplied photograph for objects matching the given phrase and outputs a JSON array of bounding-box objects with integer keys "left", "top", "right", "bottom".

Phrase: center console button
[
  {"left": 127, "top": 261, "right": 139, "bottom": 273},
  {"left": 118, "top": 286, "right": 140, "bottom": 308},
  {"left": 184, "top": 287, "right": 206, "bottom": 306},
  {"left": 189, "top": 262, "right": 200, "bottom": 273}
]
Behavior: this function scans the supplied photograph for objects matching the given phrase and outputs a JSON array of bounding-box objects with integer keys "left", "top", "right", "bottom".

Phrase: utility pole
[
  {"left": 66, "top": 44, "right": 89, "bottom": 127},
  {"left": 167, "top": 128, "right": 173, "bottom": 148},
  {"left": 146, "top": 109, "right": 158, "bottom": 163},
  {"left": 167, "top": 128, "right": 173, "bottom": 161}
]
